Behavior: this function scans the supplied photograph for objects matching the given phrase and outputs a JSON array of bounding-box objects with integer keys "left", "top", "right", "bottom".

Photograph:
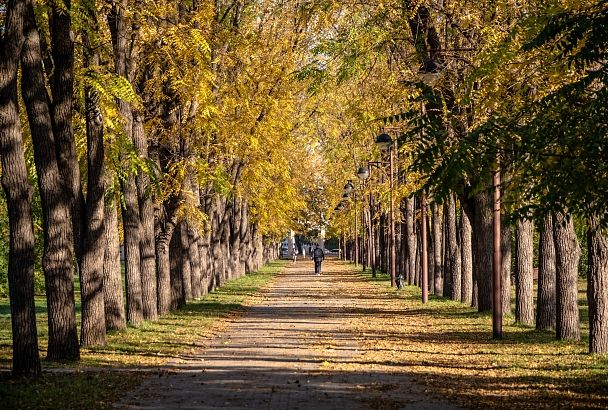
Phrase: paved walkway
[{"left": 116, "top": 258, "right": 459, "bottom": 409}]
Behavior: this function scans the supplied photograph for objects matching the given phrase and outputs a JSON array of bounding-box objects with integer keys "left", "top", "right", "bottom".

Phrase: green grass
[
  {"left": 0, "top": 371, "right": 144, "bottom": 410},
  {"left": 0, "top": 260, "right": 286, "bottom": 408}
]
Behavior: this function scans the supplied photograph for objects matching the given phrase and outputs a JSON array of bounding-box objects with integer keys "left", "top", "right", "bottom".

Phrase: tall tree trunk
[
  {"left": 433, "top": 203, "right": 443, "bottom": 296},
  {"left": 21, "top": 4, "right": 79, "bottom": 361},
  {"left": 108, "top": 2, "right": 143, "bottom": 325},
  {"left": 537, "top": 214, "right": 556, "bottom": 330},
  {"left": 103, "top": 196, "right": 126, "bottom": 331},
  {"left": 406, "top": 197, "right": 416, "bottom": 285},
  {"left": 80, "top": 28, "right": 107, "bottom": 346},
  {"left": 587, "top": 217, "right": 608, "bottom": 353},
  {"left": 447, "top": 194, "right": 460, "bottom": 300},
  {"left": 501, "top": 220, "right": 512, "bottom": 316},
  {"left": 50, "top": 0, "right": 83, "bottom": 264},
  {"left": 553, "top": 211, "right": 580, "bottom": 341},
  {"left": 180, "top": 220, "right": 193, "bottom": 301},
  {"left": 0, "top": 0, "right": 41, "bottom": 375},
  {"left": 189, "top": 180, "right": 203, "bottom": 298},
  {"left": 473, "top": 189, "right": 493, "bottom": 312},
  {"left": 515, "top": 219, "right": 534, "bottom": 326},
  {"left": 133, "top": 110, "right": 157, "bottom": 320},
  {"left": 170, "top": 227, "right": 185, "bottom": 311},
  {"left": 461, "top": 205, "right": 473, "bottom": 305}
]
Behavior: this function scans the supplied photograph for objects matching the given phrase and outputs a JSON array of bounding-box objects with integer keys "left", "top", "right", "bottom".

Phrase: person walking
[{"left": 312, "top": 245, "right": 325, "bottom": 275}]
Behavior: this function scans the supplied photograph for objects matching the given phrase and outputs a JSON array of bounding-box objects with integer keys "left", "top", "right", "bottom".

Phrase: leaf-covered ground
[
  {"left": 330, "top": 263, "right": 608, "bottom": 409},
  {"left": 0, "top": 260, "right": 286, "bottom": 409}
]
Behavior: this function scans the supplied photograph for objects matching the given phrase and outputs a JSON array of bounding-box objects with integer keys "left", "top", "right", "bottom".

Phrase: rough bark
[
  {"left": 587, "top": 217, "right": 608, "bottom": 353},
  {"left": 433, "top": 203, "right": 443, "bottom": 296},
  {"left": 108, "top": 3, "right": 143, "bottom": 325},
  {"left": 0, "top": 0, "right": 41, "bottom": 375},
  {"left": 170, "top": 226, "right": 185, "bottom": 311},
  {"left": 501, "top": 220, "right": 512, "bottom": 316},
  {"left": 553, "top": 212, "right": 581, "bottom": 341},
  {"left": 447, "top": 195, "right": 460, "bottom": 300},
  {"left": 537, "top": 214, "right": 556, "bottom": 330},
  {"left": 50, "top": 0, "right": 83, "bottom": 263},
  {"left": 133, "top": 110, "right": 157, "bottom": 320},
  {"left": 180, "top": 221, "right": 193, "bottom": 301},
  {"left": 461, "top": 206, "right": 473, "bottom": 305},
  {"left": 21, "top": 4, "right": 79, "bottom": 360},
  {"left": 473, "top": 189, "right": 493, "bottom": 312},
  {"left": 156, "top": 209, "right": 178, "bottom": 315},
  {"left": 406, "top": 197, "right": 416, "bottom": 285},
  {"left": 102, "top": 196, "right": 126, "bottom": 331},
  {"left": 189, "top": 179, "right": 203, "bottom": 299},
  {"left": 515, "top": 219, "right": 534, "bottom": 326},
  {"left": 80, "top": 30, "right": 107, "bottom": 346}
]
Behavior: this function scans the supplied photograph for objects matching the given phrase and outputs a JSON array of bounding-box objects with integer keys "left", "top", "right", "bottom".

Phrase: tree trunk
[
  {"left": 473, "top": 189, "right": 493, "bottom": 312},
  {"left": 0, "top": 0, "right": 41, "bottom": 375},
  {"left": 103, "top": 196, "right": 126, "bottom": 331},
  {"left": 379, "top": 213, "right": 387, "bottom": 275},
  {"left": 433, "top": 203, "right": 443, "bottom": 296},
  {"left": 501, "top": 220, "right": 512, "bottom": 316},
  {"left": 156, "top": 218, "right": 177, "bottom": 315},
  {"left": 461, "top": 206, "right": 473, "bottom": 305},
  {"left": 587, "top": 217, "right": 608, "bottom": 353},
  {"left": 515, "top": 219, "right": 534, "bottom": 326},
  {"left": 180, "top": 221, "right": 193, "bottom": 301},
  {"left": 21, "top": 4, "right": 79, "bottom": 361},
  {"left": 133, "top": 110, "right": 157, "bottom": 320},
  {"left": 108, "top": 0, "right": 143, "bottom": 326},
  {"left": 447, "top": 194, "right": 460, "bottom": 300},
  {"left": 170, "top": 225, "right": 185, "bottom": 310},
  {"left": 80, "top": 29, "right": 107, "bottom": 346},
  {"left": 406, "top": 197, "right": 416, "bottom": 285},
  {"left": 50, "top": 0, "right": 84, "bottom": 264},
  {"left": 553, "top": 211, "right": 580, "bottom": 341},
  {"left": 537, "top": 214, "right": 556, "bottom": 330}
]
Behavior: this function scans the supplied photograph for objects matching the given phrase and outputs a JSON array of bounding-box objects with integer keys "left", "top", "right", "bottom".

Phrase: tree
[
  {"left": 0, "top": 0, "right": 41, "bottom": 376},
  {"left": 515, "top": 219, "right": 534, "bottom": 325},
  {"left": 21, "top": 1, "right": 79, "bottom": 361},
  {"left": 588, "top": 217, "right": 608, "bottom": 353},
  {"left": 554, "top": 212, "right": 580, "bottom": 341},
  {"left": 537, "top": 214, "right": 556, "bottom": 330},
  {"left": 79, "top": 2, "right": 107, "bottom": 346}
]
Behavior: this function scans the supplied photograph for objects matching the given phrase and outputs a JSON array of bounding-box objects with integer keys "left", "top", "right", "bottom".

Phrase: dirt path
[{"left": 116, "top": 258, "right": 459, "bottom": 409}]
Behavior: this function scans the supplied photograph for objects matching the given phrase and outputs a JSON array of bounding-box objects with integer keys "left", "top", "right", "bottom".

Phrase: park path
[{"left": 116, "top": 258, "right": 459, "bottom": 409}]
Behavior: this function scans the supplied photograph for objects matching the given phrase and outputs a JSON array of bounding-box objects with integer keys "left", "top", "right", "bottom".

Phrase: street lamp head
[
  {"left": 375, "top": 133, "right": 392, "bottom": 152},
  {"left": 356, "top": 166, "right": 370, "bottom": 180},
  {"left": 343, "top": 181, "right": 354, "bottom": 194}
]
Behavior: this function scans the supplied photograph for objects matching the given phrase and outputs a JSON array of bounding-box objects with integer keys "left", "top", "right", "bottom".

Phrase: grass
[
  {"left": 0, "top": 260, "right": 287, "bottom": 408},
  {"left": 344, "top": 265, "right": 608, "bottom": 409}
]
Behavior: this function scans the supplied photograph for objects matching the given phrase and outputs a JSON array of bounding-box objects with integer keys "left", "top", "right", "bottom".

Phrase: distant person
[
  {"left": 292, "top": 243, "right": 298, "bottom": 263},
  {"left": 312, "top": 245, "right": 325, "bottom": 275}
]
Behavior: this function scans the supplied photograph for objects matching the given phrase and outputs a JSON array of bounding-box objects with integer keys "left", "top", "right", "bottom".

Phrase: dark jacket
[{"left": 312, "top": 247, "right": 324, "bottom": 261}]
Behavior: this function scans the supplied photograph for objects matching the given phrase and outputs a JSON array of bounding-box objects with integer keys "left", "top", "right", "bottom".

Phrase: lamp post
[{"left": 375, "top": 133, "right": 396, "bottom": 287}]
